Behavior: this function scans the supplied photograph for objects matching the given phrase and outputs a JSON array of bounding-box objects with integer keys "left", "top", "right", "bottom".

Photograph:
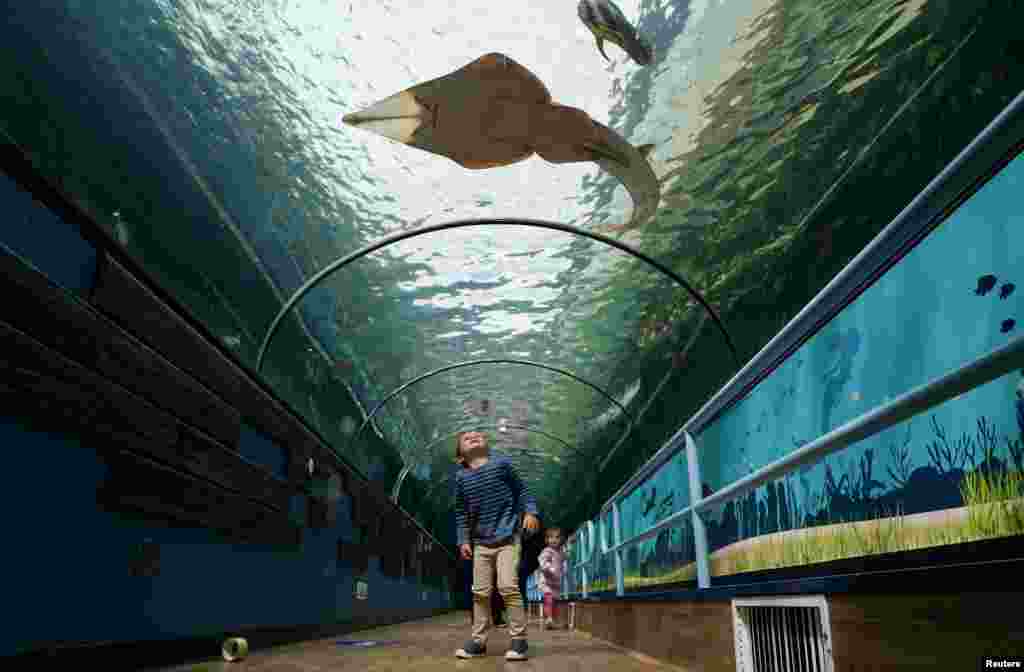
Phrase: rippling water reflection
[{"left": 0, "top": 0, "right": 1019, "bottom": 533}]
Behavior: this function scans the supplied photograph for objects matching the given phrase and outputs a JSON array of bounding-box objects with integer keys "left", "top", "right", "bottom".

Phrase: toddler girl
[{"left": 537, "top": 528, "right": 564, "bottom": 629}]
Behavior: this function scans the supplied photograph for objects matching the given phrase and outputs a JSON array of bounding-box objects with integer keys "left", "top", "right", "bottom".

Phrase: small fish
[
  {"left": 1000, "top": 283, "right": 1015, "bottom": 299},
  {"left": 815, "top": 225, "right": 833, "bottom": 259},
  {"left": 850, "top": 391, "right": 861, "bottom": 402},
  {"left": 577, "top": 0, "right": 653, "bottom": 66},
  {"left": 1001, "top": 319, "right": 1016, "bottom": 334},
  {"left": 670, "top": 350, "right": 687, "bottom": 369},
  {"left": 222, "top": 335, "right": 241, "bottom": 348},
  {"left": 975, "top": 274, "right": 998, "bottom": 296}
]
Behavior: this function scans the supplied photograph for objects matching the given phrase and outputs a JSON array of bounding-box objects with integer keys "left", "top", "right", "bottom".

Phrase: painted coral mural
[{"left": 573, "top": 145, "right": 1023, "bottom": 594}]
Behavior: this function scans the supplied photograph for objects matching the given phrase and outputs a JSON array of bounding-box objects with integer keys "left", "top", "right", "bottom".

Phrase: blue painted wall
[
  {"left": 0, "top": 168, "right": 454, "bottom": 657},
  {"left": 565, "top": 143, "right": 1024, "bottom": 591},
  {"left": 1, "top": 415, "right": 452, "bottom": 656}
]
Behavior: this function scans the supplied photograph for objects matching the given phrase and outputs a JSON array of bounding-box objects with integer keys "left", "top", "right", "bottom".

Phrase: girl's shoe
[
  {"left": 505, "top": 638, "right": 529, "bottom": 661},
  {"left": 455, "top": 640, "right": 486, "bottom": 658},
  {"left": 544, "top": 618, "right": 555, "bottom": 630}
]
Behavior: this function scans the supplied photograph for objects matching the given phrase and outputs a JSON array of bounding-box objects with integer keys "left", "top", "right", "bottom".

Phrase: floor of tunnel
[{"left": 156, "top": 611, "right": 677, "bottom": 672}]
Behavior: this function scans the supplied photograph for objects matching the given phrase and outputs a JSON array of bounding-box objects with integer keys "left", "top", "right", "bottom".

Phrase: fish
[
  {"left": 975, "top": 274, "right": 998, "bottom": 296},
  {"left": 1001, "top": 319, "right": 1016, "bottom": 334},
  {"left": 670, "top": 350, "right": 687, "bottom": 369},
  {"left": 342, "top": 53, "right": 661, "bottom": 231},
  {"left": 815, "top": 225, "right": 833, "bottom": 259},
  {"left": 577, "top": 0, "right": 653, "bottom": 66},
  {"left": 1000, "top": 283, "right": 1015, "bottom": 299}
]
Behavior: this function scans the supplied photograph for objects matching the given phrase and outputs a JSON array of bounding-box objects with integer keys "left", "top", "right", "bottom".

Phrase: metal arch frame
[
  {"left": 255, "top": 217, "right": 740, "bottom": 374},
  {"left": 344, "top": 357, "right": 635, "bottom": 461},
  {"left": 392, "top": 422, "right": 581, "bottom": 503}
]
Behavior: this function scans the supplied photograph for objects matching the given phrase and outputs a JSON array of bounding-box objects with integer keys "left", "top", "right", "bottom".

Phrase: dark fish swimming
[
  {"left": 577, "top": 0, "right": 653, "bottom": 66},
  {"left": 1002, "top": 319, "right": 1016, "bottom": 334},
  {"left": 976, "top": 274, "right": 998, "bottom": 296},
  {"left": 670, "top": 350, "right": 687, "bottom": 369},
  {"left": 1000, "top": 283, "right": 1016, "bottom": 299}
]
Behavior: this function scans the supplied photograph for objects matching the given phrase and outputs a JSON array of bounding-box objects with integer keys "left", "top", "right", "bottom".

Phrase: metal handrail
[
  {"left": 564, "top": 91, "right": 1024, "bottom": 596},
  {"left": 588, "top": 334, "right": 1024, "bottom": 565},
  {"left": 597, "top": 89, "right": 1024, "bottom": 517},
  {"left": 694, "top": 335, "right": 1024, "bottom": 516}
]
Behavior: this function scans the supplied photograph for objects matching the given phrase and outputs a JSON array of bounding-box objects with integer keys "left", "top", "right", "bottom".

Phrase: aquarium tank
[{"left": 1, "top": 0, "right": 1021, "bottom": 570}]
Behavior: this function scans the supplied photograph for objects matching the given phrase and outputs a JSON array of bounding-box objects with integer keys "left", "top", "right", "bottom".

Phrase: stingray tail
[{"left": 589, "top": 124, "right": 660, "bottom": 231}]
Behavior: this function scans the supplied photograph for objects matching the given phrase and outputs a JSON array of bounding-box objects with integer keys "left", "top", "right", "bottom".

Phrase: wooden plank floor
[{"left": 156, "top": 611, "right": 679, "bottom": 672}]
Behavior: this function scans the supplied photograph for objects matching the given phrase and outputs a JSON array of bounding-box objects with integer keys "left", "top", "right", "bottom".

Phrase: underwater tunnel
[{"left": 2, "top": 1, "right": 1023, "bottom": 670}]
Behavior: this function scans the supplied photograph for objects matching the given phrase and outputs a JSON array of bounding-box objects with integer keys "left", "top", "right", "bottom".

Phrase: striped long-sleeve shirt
[{"left": 454, "top": 455, "right": 539, "bottom": 547}]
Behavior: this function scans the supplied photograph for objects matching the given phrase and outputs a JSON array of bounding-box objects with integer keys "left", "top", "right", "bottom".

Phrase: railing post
[
  {"left": 685, "top": 431, "right": 711, "bottom": 589},
  {"left": 612, "top": 499, "right": 625, "bottom": 596},
  {"left": 582, "top": 521, "right": 593, "bottom": 598}
]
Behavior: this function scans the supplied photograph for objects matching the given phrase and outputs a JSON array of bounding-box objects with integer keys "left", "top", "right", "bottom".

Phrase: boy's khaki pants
[{"left": 471, "top": 534, "right": 525, "bottom": 644}]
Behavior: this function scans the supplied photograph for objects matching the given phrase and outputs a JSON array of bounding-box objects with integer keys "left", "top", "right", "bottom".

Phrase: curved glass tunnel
[
  {"left": 4, "top": 0, "right": 1017, "bottom": 545},
  {"left": 1, "top": 0, "right": 1022, "bottom": 664}
]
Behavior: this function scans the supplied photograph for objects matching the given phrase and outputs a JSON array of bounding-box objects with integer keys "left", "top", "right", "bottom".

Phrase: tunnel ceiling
[{"left": 4, "top": 0, "right": 1018, "bottom": 538}]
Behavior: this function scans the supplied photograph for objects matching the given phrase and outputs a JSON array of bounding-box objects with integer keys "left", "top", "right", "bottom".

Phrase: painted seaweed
[{"left": 600, "top": 410, "right": 1024, "bottom": 591}]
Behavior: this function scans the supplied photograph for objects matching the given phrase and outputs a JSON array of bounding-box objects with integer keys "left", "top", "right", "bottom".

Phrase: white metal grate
[{"left": 732, "top": 596, "right": 834, "bottom": 672}]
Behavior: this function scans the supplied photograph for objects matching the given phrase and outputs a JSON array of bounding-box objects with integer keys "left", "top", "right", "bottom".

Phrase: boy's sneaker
[
  {"left": 505, "top": 638, "right": 529, "bottom": 661},
  {"left": 455, "top": 640, "right": 486, "bottom": 658}
]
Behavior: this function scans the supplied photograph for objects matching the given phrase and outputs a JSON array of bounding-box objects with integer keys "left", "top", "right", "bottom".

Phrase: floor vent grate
[{"left": 732, "top": 595, "right": 835, "bottom": 672}]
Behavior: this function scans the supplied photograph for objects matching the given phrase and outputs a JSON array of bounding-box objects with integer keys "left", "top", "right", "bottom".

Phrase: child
[
  {"left": 492, "top": 582, "right": 507, "bottom": 627},
  {"left": 453, "top": 431, "right": 540, "bottom": 661},
  {"left": 537, "top": 528, "right": 564, "bottom": 629}
]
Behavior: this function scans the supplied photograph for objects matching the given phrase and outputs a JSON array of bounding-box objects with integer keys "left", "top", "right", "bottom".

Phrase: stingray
[{"left": 342, "top": 53, "right": 660, "bottom": 231}]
